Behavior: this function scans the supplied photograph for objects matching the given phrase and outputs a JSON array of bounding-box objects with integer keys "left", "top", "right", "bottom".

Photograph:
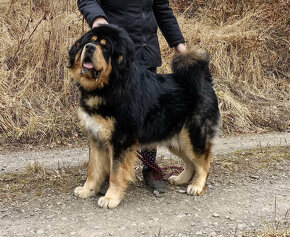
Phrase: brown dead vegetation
[{"left": 0, "top": 0, "right": 289, "bottom": 145}]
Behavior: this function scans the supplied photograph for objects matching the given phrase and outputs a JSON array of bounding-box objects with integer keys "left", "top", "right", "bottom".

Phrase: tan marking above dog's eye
[
  {"left": 118, "top": 55, "right": 123, "bottom": 64},
  {"left": 91, "top": 36, "right": 98, "bottom": 41},
  {"left": 100, "top": 39, "right": 106, "bottom": 45}
]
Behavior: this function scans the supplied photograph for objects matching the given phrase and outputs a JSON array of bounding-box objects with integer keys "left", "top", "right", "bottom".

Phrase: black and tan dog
[{"left": 68, "top": 24, "right": 220, "bottom": 209}]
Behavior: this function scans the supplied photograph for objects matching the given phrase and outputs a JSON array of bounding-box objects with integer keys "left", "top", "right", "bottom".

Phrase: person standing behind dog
[{"left": 77, "top": 0, "right": 186, "bottom": 193}]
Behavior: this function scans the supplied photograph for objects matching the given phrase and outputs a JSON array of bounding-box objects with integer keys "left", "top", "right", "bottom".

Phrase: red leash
[{"left": 137, "top": 151, "right": 184, "bottom": 181}]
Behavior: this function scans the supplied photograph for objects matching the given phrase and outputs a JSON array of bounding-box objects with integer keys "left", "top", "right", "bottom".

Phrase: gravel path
[
  {"left": 0, "top": 132, "right": 289, "bottom": 237},
  {"left": 0, "top": 132, "right": 289, "bottom": 174}
]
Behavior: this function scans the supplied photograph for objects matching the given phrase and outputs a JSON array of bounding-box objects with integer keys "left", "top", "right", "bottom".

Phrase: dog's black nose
[{"left": 85, "top": 43, "right": 96, "bottom": 52}]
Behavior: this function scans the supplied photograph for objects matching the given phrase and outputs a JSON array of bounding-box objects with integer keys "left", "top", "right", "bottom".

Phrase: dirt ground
[{"left": 0, "top": 132, "right": 289, "bottom": 237}]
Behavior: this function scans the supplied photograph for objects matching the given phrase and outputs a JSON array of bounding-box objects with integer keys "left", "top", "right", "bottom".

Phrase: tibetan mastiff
[{"left": 68, "top": 24, "right": 220, "bottom": 209}]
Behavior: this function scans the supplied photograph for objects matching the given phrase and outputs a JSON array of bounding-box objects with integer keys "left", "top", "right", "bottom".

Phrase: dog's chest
[{"left": 78, "top": 107, "right": 114, "bottom": 141}]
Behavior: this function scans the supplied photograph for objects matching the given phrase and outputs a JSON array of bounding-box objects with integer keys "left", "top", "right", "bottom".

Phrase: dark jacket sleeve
[
  {"left": 77, "top": 0, "right": 108, "bottom": 28},
  {"left": 153, "top": 0, "right": 185, "bottom": 48}
]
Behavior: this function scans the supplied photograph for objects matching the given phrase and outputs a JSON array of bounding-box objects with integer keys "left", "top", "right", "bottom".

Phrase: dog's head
[{"left": 68, "top": 24, "right": 135, "bottom": 90}]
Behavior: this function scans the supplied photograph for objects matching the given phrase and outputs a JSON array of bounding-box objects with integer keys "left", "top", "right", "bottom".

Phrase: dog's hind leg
[
  {"left": 98, "top": 145, "right": 137, "bottom": 209},
  {"left": 179, "top": 128, "right": 212, "bottom": 196},
  {"left": 168, "top": 146, "right": 195, "bottom": 185},
  {"left": 187, "top": 147, "right": 211, "bottom": 196},
  {"left": 74, "top": 139, "right": 110, "bottom": 199}
]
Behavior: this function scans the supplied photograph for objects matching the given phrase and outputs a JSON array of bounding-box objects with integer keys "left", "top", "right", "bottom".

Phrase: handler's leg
[
  {"left": 138, "top": 67, "right": 166, "bottom": 193},
  {"left": 139, "top": 149, "right": 166, "bottom": 193}
]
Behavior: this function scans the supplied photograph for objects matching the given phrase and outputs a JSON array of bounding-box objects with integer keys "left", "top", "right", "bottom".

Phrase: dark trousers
[{"left": 139, "top": 67, "right": 157, "bottom": 167}]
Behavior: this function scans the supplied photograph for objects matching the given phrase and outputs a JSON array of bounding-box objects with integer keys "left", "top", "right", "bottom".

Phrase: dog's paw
[
  {"left": 168, "top": 175, "right": 189, "bottom": 185},
  {"left": 74, "top": 186, "right": 96, "bottom": 199},
  {"left": 98, "top": 196, "right": 121, "bottom": 209},
  {"left": 187, "top": 184, "right": 205, "bottom": 196}
]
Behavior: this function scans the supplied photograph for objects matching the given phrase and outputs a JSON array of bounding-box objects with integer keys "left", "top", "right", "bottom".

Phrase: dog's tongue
[{"left": 83, "top": 62, "right": 94, "bottom": 69}]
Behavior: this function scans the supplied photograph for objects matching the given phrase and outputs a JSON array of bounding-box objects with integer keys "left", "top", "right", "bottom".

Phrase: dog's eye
[
  {"left": 101, "top": 44, "right": 111, "bottom": 52},
  {"left": 102, "top": 46, "right": 109, "bottom": 51}
]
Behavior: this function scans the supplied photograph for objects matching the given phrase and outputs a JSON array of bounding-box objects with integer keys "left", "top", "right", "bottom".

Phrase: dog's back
[{"left": 138, "top": 49, "right": 220, "bottom": 147}]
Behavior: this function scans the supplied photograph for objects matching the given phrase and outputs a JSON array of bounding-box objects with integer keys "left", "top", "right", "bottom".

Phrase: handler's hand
[
  {"left": 175, "top": 43, "right": 187, "bottom": 54},
  {"left": 92, "top": 17, "right": 108, "bottom": 28}
]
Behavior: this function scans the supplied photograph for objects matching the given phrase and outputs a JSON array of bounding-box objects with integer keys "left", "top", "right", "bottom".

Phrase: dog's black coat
[{"left": 69, "top": 25, "right": 220, "bottom": 161}]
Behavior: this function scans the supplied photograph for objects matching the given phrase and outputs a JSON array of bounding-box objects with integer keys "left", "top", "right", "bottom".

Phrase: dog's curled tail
[{"left": 171, "top": 49, "right": 211, "bottom": 97}]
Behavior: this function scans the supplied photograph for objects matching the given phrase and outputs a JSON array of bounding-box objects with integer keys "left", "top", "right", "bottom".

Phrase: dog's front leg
[
  {"left": 98, "top": 145, "right": 137, "bottom": 209},
  {"left": 74, "top": 139, "right": 110, "bottom": 198}
]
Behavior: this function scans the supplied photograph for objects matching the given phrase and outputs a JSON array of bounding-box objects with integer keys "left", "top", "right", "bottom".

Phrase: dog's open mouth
[{"left": 82, "top": 56, "right": 101, "bottom": 80}]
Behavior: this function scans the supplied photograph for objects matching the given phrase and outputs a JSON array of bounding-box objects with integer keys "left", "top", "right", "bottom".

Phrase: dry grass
[
  {"left": 0, "top": 0, "right": 85, "bottom": 145},
  {"left": 160, "top": 0, "right": 290, "bottom": 134},
  {"left": 0, "top": 162, "right": 87, "bottom": 204},
  {"left": 0, "top": 0, "right": 289, "bottom": 145}
]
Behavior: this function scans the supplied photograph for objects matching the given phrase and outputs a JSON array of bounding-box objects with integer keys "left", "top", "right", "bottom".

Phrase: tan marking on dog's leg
[
  {"left": 98, "top": 146, "right": 137, "bottom": 209},
  {"left": 167, "top": 146, "right": 195, "bottom": 185},
  {"left": 178, "top": 129, "right": 211, "bottom": 196},
  {"left": 187, "top": 144, "right": 211, "bottom": 196},
  {"left": 74, "top": 139, "right": 110, "bottom": 199}
]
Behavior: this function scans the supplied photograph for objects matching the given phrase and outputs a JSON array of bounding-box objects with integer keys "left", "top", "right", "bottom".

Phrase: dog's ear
[
  {"left": 67, "top": 35, "right": 85, "bottom": 68},
  {"left": 112, "top": 28, "right": 135, "bottom": 72}
]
